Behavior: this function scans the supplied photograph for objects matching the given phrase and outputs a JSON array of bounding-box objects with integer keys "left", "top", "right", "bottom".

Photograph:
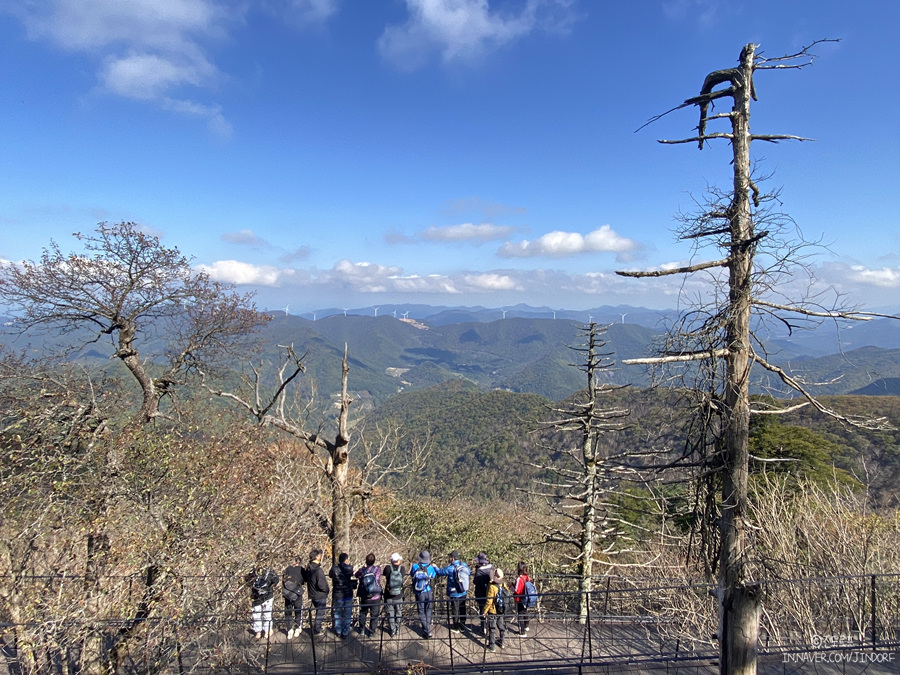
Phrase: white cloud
[
  {"left": 498, "top": 225, "right": 638, "bottom": 260},
  {"left": 462, "top": 272, "right": 521, "bottom": 291},
  {"left": 197, "top": 260, "right": 293, "bottom": 286},
  {"left": 19, "top": 0, "right": 224, "bottom": 50},
  {"left": 222, "top": 229, "right": 272, "bottom": 247},
  {"left": 162, "top": 98, "right": 233, "bottom": 137},
  {"left": 378, "top": 0, "right": 576, "bottom": 71},
  {"left": 421, "top": 223, "right": 517, "bottom": 243},
  {"left": 846, "top": 265, "right": 900, "bottom": 288},
  {"left": 193, "top": 255, "right": 712, "bottom": 308},
  {"left": 386, "top": 221, "right": 523, "bottom": 245},
  {"left": 7, "top": 0, "right": 236, "bottom": 132},
  {"left": 284, "top": 0, "right": 340, "bottom": 25},
  {"left": 101, "top": 52, "right": 215, "bottom": 100}
]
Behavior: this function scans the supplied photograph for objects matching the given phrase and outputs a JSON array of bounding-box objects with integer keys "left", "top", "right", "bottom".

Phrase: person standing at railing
[
  {"left": 512, "top": 561, "right": 533, "bottom": 636},
  {"left": 410, "top": 551, "right": 437, "bottom": 638},
  {"left": 305, "top": 549, "right": 329, "bottom": 635},
  {"left": 282, "top": 556, "right": 305, "bottom": 639},
  {"left": 483, "top": 568, "right": 508, "bottom": 652},
  {"left": 382, "top": 553, "right": 406, "bottom": 637},
  {"left": 247, "top": 566, "right": 279, "bottom": 641},
  {"left": 355, "top": 553, "right": 383, "bottom": 638},
  {"left": 329, "top": 552, "right": 356, "bottom": 639},
  {"left": 472, "top": 552, "right": 494, "bottom": 635},
  {"left": 435, "top": 550, "right": 470, "bottom": 634}
]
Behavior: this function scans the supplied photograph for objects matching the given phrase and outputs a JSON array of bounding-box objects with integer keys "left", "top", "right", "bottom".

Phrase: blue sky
[{"left": 1, "top": 0, "right": 898, "bottom": 314}]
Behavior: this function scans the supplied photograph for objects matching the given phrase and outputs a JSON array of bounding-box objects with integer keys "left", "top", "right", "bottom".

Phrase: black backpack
[
  {"left": 251, "top": 570, "right": 273, "bottom": 601},
  {"left": 282, "top": 580, "right": 302, "bottom": 603}
]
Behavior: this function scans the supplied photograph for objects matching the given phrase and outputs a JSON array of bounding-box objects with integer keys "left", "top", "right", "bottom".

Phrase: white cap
[{"left": 391, "top": 553, "right": 403, "bottom": 562}]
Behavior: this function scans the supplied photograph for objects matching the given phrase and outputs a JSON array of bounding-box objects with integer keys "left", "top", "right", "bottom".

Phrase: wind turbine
[
  {"left": 620, "top": 313, "right": 628, "bottom": 325},
  {"left": 342, "top": 308, "right": 349, "bottom": 316},
  {"left": 283, "top": 305, "right": 289, "bottom": 317},
  {"left": 501, "top": 309, "right": 507, "bottom": 319},
  {"left": 312, "top": 311, "right": 317, "bottom": 321},
  {"left": 373, "top": 307, "right": 379, "bottom": 317},
  {"left": 402, "top": 311, "right": 409, "bottom": 319},
  {"left": 392, "top": 310, "right": 397, "bottom": 318},
  {"left": 588, "top": 314, "right": 594, "bottom": 324},
  {"left": 552, "top": 310, "right": 556, "bottom": 320}
]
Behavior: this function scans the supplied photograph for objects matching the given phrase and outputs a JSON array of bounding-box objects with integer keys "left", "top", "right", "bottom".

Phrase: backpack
[
  {"left": 523, "top": 580, "right": 538, "bottom": 608},
  {"left": 413, "top": 565, "right": 431, "bottom": 593},
  {"left": 251, "top": 570, "right": 272, "bottom": 601},
  {"left": 386, "top": 566, "right": 404, "bottom": 596},
  {"left": 494, "top": 585, "right": 508, "bottom": 615},
  {"left": 282, "top": 580, "right": 302, "bottom": 603},
  {"left": 454, "top": 563, "right": 470, "bottom": 594},
  {"left": 361, "top": 566, "right": 380, "bottom": 597}
]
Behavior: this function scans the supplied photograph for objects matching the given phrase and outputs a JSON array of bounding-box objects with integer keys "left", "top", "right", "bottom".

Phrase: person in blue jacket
[
  {"left": 435, "top": 550, "right": 470, "bottom": 633},
  {"left": 409, "top": 551, "right": 437, "bottom": 638}
]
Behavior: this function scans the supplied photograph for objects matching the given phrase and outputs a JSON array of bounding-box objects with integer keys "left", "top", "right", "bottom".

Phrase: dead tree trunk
[
  {"left": 204, "top": 343, "right": 362, "bottom": 561},
  {"left": 529, "top": 323, "right": 631, "bottom": 624},
  {"left": 716, "top": 43, "right": 759, "bottom": 675},
  {"left": 328, "top": 347, "right": 353, "bottom": 561},
  {"left": 616, "top": 41, "right": 885, "bottom": 675}
]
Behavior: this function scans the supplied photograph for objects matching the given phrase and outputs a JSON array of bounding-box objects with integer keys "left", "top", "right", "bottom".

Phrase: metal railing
[{"left": 2, "top": 573, "right": 898, "bottom": 674}]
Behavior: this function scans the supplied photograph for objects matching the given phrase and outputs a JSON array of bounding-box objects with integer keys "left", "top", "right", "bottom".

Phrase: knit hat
[
  {"left": 449, "top": 550, "right": 460, "bottom": 561},
  {"left": 473, "top": 552, "right": 489, "bottom": 565},
  {"left": 418, "top": 551, "right": 431, "bottom": 565},
  {"left": 391, "top": 553, "right": 403, "bottom": 563}
]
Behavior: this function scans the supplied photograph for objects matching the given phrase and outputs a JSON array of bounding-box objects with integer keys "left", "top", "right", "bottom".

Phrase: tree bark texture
[
  {"left": 717, "top": 43, "right": 757, "bottom": 675},
  {"left": 329, "top": 345, "right": 352, "bottom": 561}
]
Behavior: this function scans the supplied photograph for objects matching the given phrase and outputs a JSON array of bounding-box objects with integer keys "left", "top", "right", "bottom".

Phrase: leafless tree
[
  {"left": 529, "top": 323, "right": 634, "bottom": 622},
  {"left": 203, "top": 344, "right": 367, "bottom": 560},
  {"left": 618, "top": 41, "right": 896, "bottom": 675},
  {"left": 0, "top": 221, "right": 267, "bottom": 431}
]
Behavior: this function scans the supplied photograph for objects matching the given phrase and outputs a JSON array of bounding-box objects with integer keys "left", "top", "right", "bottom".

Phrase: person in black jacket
[
  {"left": 247, "top": 566, "right": 279, "bottom": 640},
  {"left": 305, "top": 549, "right": 329, "bottom": 635},
  {"left": 329, "top": 552, "right": 356, "bottom": 639},
  {"left": 472, "top": 552, "right": 494, "bottom": 635},
  {"left": 282, "top": 556, "right": 305, "bottom": 639}
]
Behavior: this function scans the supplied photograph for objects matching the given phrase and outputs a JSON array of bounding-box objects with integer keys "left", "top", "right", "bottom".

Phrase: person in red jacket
[{"left": 513, "top": 561, "right": 532, "bottom": 635}]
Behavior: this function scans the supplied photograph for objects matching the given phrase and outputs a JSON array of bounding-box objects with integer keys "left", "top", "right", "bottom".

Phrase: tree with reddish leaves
[{"left": 0, "top": 221, "right": 268, "bottom": 431}]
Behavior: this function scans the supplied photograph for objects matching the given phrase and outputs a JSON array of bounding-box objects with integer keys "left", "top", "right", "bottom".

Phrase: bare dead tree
[
  {"left": 0, "top": 222, "right": 267, "bottom": 431},
  {"left": 203, "top": 343, "right": 367, "bottom": 560},
  {"left": 618, "top": 41, "right": 896, "bottom": 675},
  {"left": 529, "top": 323, "right": 633, "bottom": 622}
]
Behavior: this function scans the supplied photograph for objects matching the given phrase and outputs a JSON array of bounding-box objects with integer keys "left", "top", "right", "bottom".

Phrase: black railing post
[
  {"left": 378, "top": 601, "right": 386, "bottom": 664},
  {"left": 446, "top": 596, "right": 455, "bottom": 672},
  {"left": 587, "top": 587, "right": 593, "bottom": 664},
  {"left": 307, "top": 606, "right": 318, "bottom": 675},
  {"left": 871, "top": 574, "right": 877, "bottom": 651}
]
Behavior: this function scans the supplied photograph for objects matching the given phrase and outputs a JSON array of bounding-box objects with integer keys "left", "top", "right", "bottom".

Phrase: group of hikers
[{"left": 248, "top": 549, "right": 539, "bottom": 652}]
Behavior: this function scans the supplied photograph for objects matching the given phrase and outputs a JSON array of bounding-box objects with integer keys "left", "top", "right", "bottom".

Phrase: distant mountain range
[
  {"left": 3, "top": 304, "right": 899, "bottom": 404},
  {"left": 291, "top": 303, "right": 676, "bottom": 329}
]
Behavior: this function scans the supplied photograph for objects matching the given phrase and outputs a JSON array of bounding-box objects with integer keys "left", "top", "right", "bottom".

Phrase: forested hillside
[
  {"left": 4, "top": 312, "right": 900, "bottom": 406},
  {"left": 368, "top": 382, "right": 900, "bottom": 507}
]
